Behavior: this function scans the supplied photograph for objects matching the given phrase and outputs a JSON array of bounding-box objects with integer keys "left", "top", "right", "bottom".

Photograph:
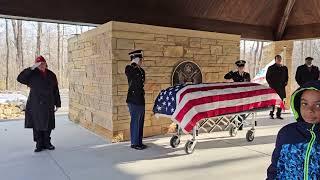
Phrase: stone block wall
[
  {"left": 68, "top": 23, "right": 114, "bottom": 140},
  {"left": 68, "top": 21, "right": 240, "bottom": 142}
]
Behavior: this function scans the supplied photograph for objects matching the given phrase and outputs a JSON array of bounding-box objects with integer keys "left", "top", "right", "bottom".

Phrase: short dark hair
[{"left": 275, "top": 55, "right": 282, "bottom": 60}]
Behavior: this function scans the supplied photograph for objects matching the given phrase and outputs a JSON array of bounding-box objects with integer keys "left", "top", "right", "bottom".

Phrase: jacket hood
[{"left": 291, "top": 80, "right": 320, "bottom": 121}]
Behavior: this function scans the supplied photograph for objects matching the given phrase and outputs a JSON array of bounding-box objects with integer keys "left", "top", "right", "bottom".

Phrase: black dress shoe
[
  {"left": 276, "top": 116, "right": 284, "bottom": 120},
  {"left": 44, "top": 144, "right": 55, "bottom": 150},
  {"left": 133, "top": 145, "right": 144, "bottom": 150},
  {"left": 140, "top": 144, "right": 148, "bottom": 149},
  {"left": 34, "top": 147, "right": 43, "bottom": 152},
  {"left": 131, "top": 144, "right": 136, "bottom": 148},
  {"left": 270, "top": 116, "right": 275, "bottom": 119}
]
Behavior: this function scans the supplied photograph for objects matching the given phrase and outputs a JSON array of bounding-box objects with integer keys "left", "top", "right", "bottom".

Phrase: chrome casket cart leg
[
  {"left": 170, "top": 124, "right": 181, "bottom": 148},
  {"left": 184, "top": 124, "right": 198, "bottom": 154},
  {"left": 246, "top": 113, "right": 256, "bottom": 142},
  {"left": 229, "top": 115, "right": 239, "bottom": 137}
]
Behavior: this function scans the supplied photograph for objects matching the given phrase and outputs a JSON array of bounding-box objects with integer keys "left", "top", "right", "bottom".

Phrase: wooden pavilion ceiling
[{"left": 0, "top": 0, "right": 319, "bottom": 41}]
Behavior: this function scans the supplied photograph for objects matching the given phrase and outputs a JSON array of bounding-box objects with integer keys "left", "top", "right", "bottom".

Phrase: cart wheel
[
  {"left": 170, "top": 135, "right": 180, "bottom": 148},
  {"left": 184, "top": 140, "right": 195, "bottom": 154},
  {"left": 246, "top": 130, "right": 255, "bottom": 142},
  {"left": 229, "top": 127, "right": 238, "bottom": 137}
]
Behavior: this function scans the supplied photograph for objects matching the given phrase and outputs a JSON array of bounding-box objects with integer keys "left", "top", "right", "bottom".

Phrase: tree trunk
[
  {"left": 258, "top": 42, "right": 264, "bottom": 71},
  {"left": 17, "top": 20, "right": 23, "bottom": 68},
  {"left": 301, "top": 41, "right": 304, "bottom": 64},
  {"left": 36, "top": 22, "right": 42, "bottom": 57},
  {"left": 5, "top": 19, "right": 10, "bottom": 90},
  {"left": 253, "top": 41, "right": 260, "bottom": 75},
  {"left": 47, "top": 26, "right": 51, "bottom": 63},
  {"left": 11, "top": 20, "right": 23, "bottom": 69},
  {"left": 61, "top": 24, "right": 65, "bottom": 88},
  {"left": 243, "top": 40, "right": 246, "bottom": 60},
  {"left": 250, "top": 41, "right": 256, "bottom": 76},
  {"left": 57, "top": 24, "right": 61, "bottom": 83},
  {"left": 309, "top": 40, "right": 312, "bottom": 56}
]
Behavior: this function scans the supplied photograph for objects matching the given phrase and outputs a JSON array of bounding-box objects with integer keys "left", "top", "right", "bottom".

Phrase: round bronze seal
[{"left": 172, "top": 61, "right": 202, "bottom": 86}]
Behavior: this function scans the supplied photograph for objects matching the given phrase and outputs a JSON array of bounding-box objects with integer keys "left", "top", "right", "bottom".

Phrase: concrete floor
[{"left": 0, "top": 114, "right": 293, "bottom": 180}]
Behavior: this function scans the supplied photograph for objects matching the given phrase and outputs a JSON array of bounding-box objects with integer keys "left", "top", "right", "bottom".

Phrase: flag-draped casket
[{"left": 153, "top": 82, "right": 284, "bottom": 133}]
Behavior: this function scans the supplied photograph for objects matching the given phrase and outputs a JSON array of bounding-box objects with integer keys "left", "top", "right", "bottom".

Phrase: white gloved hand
[
  {"left": 31, "top": 62, "right": 42, "bottom": 70},
  {"left": 54, "top": 106, "right": 60, "bottom": 112}
]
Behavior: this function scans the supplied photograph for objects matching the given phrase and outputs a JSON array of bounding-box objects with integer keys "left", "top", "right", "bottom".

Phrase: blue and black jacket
[{"left": 267, "top": 80, "right": 320, "bottom": 180}]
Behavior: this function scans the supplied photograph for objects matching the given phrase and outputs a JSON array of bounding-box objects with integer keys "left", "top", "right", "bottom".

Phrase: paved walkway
[{"left": 0, "top": 113, "right": 293, "bottom": 180}]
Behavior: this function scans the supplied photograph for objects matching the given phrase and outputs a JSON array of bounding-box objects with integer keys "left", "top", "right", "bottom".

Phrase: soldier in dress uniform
[
  {"left": 125, "top": 50, "right": 147, "bottom": 150},
  {"left": 224, "top": 60, "right": 251, "bottom": 82},
  {"left": 224, "top": 60, "right": 251, "bottom": 130}
]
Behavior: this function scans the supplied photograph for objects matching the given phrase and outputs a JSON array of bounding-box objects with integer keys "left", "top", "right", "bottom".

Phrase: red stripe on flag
[
  {"left": 183, "top": 100, "right": 276, "bottom": 132},
  {"left": 179, "top": 83, "right": 262, "bottom": 102},
  {"left": 175, "top": 88, "right": 276, "bottom": 122}
]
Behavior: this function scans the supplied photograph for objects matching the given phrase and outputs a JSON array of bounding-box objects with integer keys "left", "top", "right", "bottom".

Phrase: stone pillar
[{"left": 68, "top": 21, "right": 241, "bottom": 142}]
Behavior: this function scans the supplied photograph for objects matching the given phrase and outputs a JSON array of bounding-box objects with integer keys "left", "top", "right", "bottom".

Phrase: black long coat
[
  {"left": 17, "top": 68, "right": 61, "bottom": 130},
  {"left": 125, "top": 63, "right": 145, "bottom": 105},
  {"left": 295, "top": 64, "right": 319, "bottom": 86},
  {"left": 266, "top": 64, "right": 288, "bottom": 99}
]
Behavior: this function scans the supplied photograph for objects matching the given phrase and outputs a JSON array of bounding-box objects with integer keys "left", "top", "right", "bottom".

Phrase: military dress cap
[
  {"left": 305, "top": 57, "right": 314, "bottom": 61},
  {"left": 129, "top": 50, "right": 143, "bottom": 60},
  {"left": 235, "top": 60, "right": 246, "bottom": 67}
]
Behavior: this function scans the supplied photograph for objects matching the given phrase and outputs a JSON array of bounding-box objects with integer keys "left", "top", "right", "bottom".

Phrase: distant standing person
[
  {"left": 266, "top": 55, "right": 288, "bottom": 119},
  {"left": 295, "top": 56, "right": 319, "bottom": 87},
  {"left": 17, "top": 56, "right": 61, "bottom": 152}
]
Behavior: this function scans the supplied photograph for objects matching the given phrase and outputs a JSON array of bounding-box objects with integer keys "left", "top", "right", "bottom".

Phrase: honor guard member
[
  {"left": 125, "top": 50, "right": 147, "bottom": 150},
  {"left": 224, "top": 60, "right": 251, "bottom": 82},
  {"left": 224, "top": 60, "right": 251, "bottom": 130}
]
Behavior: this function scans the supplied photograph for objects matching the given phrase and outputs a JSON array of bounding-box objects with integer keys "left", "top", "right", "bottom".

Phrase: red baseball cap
[{"left": 35, "top": 56, "right": 46, "bottom": 63}]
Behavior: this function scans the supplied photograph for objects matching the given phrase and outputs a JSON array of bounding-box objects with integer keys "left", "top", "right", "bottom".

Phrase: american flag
[
  {"left": 153, "top": 82, "right": 283, "bottom": 133},
  {"left": 153, "top": 84, "right": 186, "bottom": 117}
]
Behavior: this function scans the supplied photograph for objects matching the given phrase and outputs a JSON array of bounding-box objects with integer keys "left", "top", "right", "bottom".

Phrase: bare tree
[
  {"left": 11, "top": 20, "right": 24, "bottom": 69},
  {"left": 5, "top": 19, "right": 9, "bottom": 90},
  {"left": 258, "top": 42, "right": 264, "bottom": 71},
  {"left": 249, "top": 41, "right": 256, "bottom": 75},
  {"left": 46, "top": 25, "right": 52, "bottom": 63},
  {"left": 253, "top": 41, "right": 260, "bottom": 75},
  {"left": 57, "top": 23, "right": 61, "bottom": 83},
  {"left": 80, "top": 25, "right": 83, "bottom": 33},
  {"left": 309, "top": 40, "right": 312, "bottom": 56},
  {"left": 301, "top": 41, "right": 304, "bottom": 63},
  {"left": 35, "top": 22, "right": 42, "bottom": 57}
]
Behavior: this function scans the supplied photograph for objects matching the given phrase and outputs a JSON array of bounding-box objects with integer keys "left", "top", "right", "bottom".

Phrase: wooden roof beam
[{"left": 275, "top": 0, "right": 296, "bottom": 40}]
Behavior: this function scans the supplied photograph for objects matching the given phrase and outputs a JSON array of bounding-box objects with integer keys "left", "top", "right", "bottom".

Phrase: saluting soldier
[
  {"left": 125, "top": 50, "right": 147, "bottom": 150},
  {"left": 224, "top": 60, "right": 251, "bottom": 130},
  {"left": 224, "top": 60, "right": 251, "bottom": 82}
]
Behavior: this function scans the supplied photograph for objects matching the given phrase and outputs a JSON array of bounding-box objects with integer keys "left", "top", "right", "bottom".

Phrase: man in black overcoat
[
  {"left": 295, "top": 56, "right": 319, "bottom": 87},
  {"left": 17, "top": 56, "right": 61, "bottom": 152},
  {"left": 266, "top": 55, "right": 288, "bottom": 119}
]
